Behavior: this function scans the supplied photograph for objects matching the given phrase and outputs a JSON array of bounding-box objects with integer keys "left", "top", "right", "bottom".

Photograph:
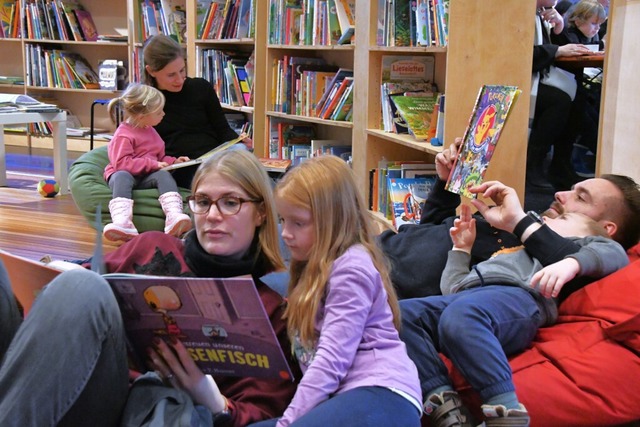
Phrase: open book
[
  {"left": 162, "top": 133, "right": 247, "bottom": 171},
  {"left": 0, "top": 93, "right": 59, "bottom": 112},
  {"left": 445, "top": 85, "right": 521, "bottom": 199},
  {"left": 106, "top": 274, "right": 293, "bottom": 379}
]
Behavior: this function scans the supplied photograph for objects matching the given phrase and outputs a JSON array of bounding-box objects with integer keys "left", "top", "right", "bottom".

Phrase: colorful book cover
[
  {"left": 106, "top": 274, "right": 294, "bottom": 379},
  {"left": 387, "top": 176, "right": 437, "bottom": 228},
  {"left": 445, "top": 85, "right": 521, "bottom": 198},
  {"left": 73, "top": 8, "right": 98, "bottom": 41},
  {"left": 60, "top": 51, "right": 100, "bottom": 89},
  {"left": 390, "top": 94, "right": 440, "bottom": 140},
  {"left": 394, "top": 0, "right": 411, "bottom": 46}
]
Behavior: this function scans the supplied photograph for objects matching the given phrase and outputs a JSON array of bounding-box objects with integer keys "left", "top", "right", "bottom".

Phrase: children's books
[
  {"left": 390, "top": 94, "right": 440, "bottom": 140},
  {"left": 445, "top": 85, "right": 521, "bottom": 198},
  {"left": 387, "top": 176, "right": 437, "bottom": 228},
  {"left": 106, "top": 274, "right": 294, "bottom": 379},
  {"left": 162, "top": 133, "right": 247, "bottom": 171}
]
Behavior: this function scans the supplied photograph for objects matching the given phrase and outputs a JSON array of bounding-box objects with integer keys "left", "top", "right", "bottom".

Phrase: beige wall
[{"left": 598, "top": 0, "right": 640, "bottom": 182}]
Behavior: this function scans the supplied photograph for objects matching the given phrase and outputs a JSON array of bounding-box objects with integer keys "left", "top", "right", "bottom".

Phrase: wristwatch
[{"left": 513, "top": 211, "right": 543, "bottom": 240}]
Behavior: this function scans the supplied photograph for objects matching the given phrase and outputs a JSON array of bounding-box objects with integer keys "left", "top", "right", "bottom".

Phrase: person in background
[
  {"left": 377, "top": 138, "right": 640, "bottom": 299},
  {"left": 400, "top": 189, "right": 627, "bottom": 426},
  {"left": 103, "top": 83, "right": 192, "bottom": 242},
  {"left": 0, "top": 149, "right": 300, "bottom": 427},
  {"left": 250, "top": 156, "right": 422, "bottom": 427},
  {"left": 528, "top": 0, "right": 593, "bottom": 191},
  {"left": 142, "top": 34, "right": 253, "bottom": 188},
  {"left": 551, "top": 0, "right": 607, "bottom": 179}
]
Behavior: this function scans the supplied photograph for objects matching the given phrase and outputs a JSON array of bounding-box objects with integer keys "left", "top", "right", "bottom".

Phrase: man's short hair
[{"left": 602, "top": 174, "right": 640, "bottom": 250}]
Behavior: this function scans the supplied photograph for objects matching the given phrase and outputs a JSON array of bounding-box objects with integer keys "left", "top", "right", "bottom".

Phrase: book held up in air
[{"left": 445, "top": 85, "right": 521, "bottom": 199}]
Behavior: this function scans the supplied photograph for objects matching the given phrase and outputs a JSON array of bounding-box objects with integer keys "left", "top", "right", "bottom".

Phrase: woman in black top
[{"left": 143, "top": 34, "right": 253, "bottom": 188}]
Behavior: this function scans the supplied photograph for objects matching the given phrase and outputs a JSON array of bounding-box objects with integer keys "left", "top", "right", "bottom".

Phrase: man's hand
[
  {"left": 556, "top": 43, "right": 592, "bottom": 57},
  {"left": 435, "top": 137, "right": 462, "bottom": 181},
  {"left": 449, "top": 204, "right": 476, "bottom": 253},
  {"left": 530, "top": 258, "right": 580, "bottom": 298},
  {"left": 468, "top": 180, "right": 526, "bottom": 233},
  {"left": 540, "top": 7, "right": 564, "bottom": 34}
]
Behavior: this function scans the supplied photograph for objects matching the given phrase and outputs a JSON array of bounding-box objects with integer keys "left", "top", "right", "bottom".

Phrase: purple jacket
[{"left": 277, "top": 245, "right": 421, "bottom": 426}]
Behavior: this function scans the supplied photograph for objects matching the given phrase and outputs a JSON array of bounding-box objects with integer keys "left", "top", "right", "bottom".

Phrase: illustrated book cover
[
  {"left": 163, "top": 133, "right": 247, "bottom": 171},
  {"left": 390, "top": 94, "right": 440, "bottom": 140},
  {"left": 106, "top": 274, "right": 294, "bottom": 379},
  {"left": 387, "top": 176, "right": 437, "bottom": 228},
  {"left": 445, "top": 85, "right": 521, "bottom": 199}
]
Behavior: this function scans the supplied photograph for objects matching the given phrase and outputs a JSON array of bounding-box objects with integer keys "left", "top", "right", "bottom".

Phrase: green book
[{"left": 390, "top": 94, "right": 440, "bottom": 140}]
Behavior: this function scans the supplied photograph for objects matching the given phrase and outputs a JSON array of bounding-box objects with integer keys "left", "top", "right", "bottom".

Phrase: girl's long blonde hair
[{"left": 276, "top": 155, "right": 400, "bottom": 348}]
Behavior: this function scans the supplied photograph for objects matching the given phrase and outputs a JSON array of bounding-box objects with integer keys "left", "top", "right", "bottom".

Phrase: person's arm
[
  {"left": 277, "top": 260, "right": 374, "bottom": 426},
  {"left": 530, "top": 237, "right": 629, "bottom": 298},
  {"left": 469, "top": 181, "right": 581, "bottom": 265},
  {"left": 420, "top": 138, "right": 463, "bottom": 225},
  {"left": 441, "top": 203, "right": 476, "bottom": 295},
  {"left": 107, "top": 134, "right": 158, "bottom": 175}
]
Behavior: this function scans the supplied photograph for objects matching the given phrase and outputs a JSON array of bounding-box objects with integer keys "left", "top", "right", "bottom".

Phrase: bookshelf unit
[
  {"left": 0, "top": 0, "right": 130, "bottom": 150},
  {"left": 353, "top": 0, "right": 535, "bottom": 201}
]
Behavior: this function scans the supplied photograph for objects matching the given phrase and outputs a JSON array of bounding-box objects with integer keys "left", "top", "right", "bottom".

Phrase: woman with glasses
[{"left": 0, "top": 149, "right": 300, "bottom": 427}]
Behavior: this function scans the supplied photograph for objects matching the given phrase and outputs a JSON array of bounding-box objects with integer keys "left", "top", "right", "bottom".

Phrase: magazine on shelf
[
  {"left": 445, "top": 85, "right": 521, "bottom": 199},
  {"left": 106, "top": 274, "right": 294, "bottom": 379},
  {"left": 162, "top": 133, "right": 247, "bottom": 171}
]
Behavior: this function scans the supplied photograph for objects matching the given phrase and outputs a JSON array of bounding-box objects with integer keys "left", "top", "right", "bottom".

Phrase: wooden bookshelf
[{"left": 0, "top": 0, "right": 130, "bottom": 148}]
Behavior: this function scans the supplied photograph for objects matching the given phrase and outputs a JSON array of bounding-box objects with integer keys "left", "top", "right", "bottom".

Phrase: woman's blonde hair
[
  {"left": 191, "top": 149, "right": 285, "bottom": 273},
  {"left": 276, "top": 155, "right": 400, "bottom": 348},
  {"left": 142, "top": 34, "right": 185, "bottom": 87},
  {"left": 566, "top": 0, "right": 607, "bottom": 28},
  {"left": 108, "top": 83, "right": 164, "bottom": 126}
]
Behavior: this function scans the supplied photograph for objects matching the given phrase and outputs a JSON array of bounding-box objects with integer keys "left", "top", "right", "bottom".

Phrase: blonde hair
[
  {"left": 191, "top": 149, "right": 285, "bottom": 273},
  {"left": 108, "top": 83, "right": 164, "bottom": 126},
  {"left": 276, "top": 156, "right": 400, "bottom": 349},
  {"left": 566, "top": 0, "right": 607, "bottom": 28}
]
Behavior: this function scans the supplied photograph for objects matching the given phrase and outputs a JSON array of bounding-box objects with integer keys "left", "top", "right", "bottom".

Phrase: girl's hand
[
  {"left": 148, "top": 337, "right": 227, "bottom": 415},
  {"left": 175, "top": 156, "right": 190, "bottom": 164},
  {"left": 157, "top": 161, "right": 169, "bottom": 169},
  {"left": 242, "top": 136, "right": 254, "bottom": 150},
  {"left": 449, "top": 204, "right": 476, "bottom": 253},
  {"left": 530, "top": 258, "right": 580, "bottom": 298}
]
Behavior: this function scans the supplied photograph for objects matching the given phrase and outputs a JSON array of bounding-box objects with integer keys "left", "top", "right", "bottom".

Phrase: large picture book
[
  {"left": 107, "top": 274, "right": 294, "bottom": 379},
  {"left": 445, "top": 85, "right": 521, "bottom": 199},
  {"left": 163, "top": 133, "right": 247, "bottom": 171},
  {"left": 390, "top": 94, "right": 440, "bottom": 140}
]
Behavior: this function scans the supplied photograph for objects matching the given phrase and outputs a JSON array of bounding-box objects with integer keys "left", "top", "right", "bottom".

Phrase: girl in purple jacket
[{"left": 251, "top": 155, "right": 422, "bottom": 427}]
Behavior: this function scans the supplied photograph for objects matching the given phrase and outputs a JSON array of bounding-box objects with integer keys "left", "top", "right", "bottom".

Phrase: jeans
[
  {"left": 248, "top": 386, "right": 420, "bottom": 427},
  {"left": 400, "top": 286, "right": 541, "bottom": 402},
  {"left": 0, "top": 265, "right": 129, "bottom": 427}
]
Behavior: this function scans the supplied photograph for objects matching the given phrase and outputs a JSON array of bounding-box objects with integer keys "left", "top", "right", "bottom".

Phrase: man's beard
[{"left": 542, "top": 201, "right": 565, "bottom": 218}]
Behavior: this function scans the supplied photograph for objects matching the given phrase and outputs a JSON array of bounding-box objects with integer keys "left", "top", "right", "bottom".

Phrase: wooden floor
[{"left": 0, "top": 171, "right": 118, "bottom": 262}]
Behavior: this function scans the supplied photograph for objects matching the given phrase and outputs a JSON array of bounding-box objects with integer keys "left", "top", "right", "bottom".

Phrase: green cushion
[{"left": 69, "top": 146, "right": 191, "bottom": 232}]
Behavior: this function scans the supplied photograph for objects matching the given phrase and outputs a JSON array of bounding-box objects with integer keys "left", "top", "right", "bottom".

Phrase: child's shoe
[
  {"left": 424, "top": 390, "right": 474, "bottom": 427},
  {"left": 159, "top": 192, "right": 192, "bottom": 237},
  {"left": 103, "top": 197, "right": 139, "bottom": 242},
  {"left": 480, "top": 403, "right": 530, "bottom": 426}
]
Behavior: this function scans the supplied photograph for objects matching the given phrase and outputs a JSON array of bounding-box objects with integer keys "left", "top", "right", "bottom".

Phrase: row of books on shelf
[
  {"left": 377, "top": 0, "right": 449, "bottom": 47},
  {"left": 21, "top": 0, "right": 99, "bottom": 42},
  {"left": 24, "top": 44, "right": 100, "bottom": 89},
  {"left": 196, "top": 0, "right": 254, "bottom": 40},
  {"left": 268, "top": 0, "right": 355, "bottom": 46},
  {"left": 272, "top": 56, "right": 354, "bottom": 121},
  {"left": 200, "top": 49, "right": 253, "bottom": 108},
  {"left": 370, "top": 160, "right": 438, "bottom": 229},
  {"left": 267, "top": 121, "right": 351, "bottom": 166},
  {"left": 138, "top": 0, "right": 186, "bottom": 43}
]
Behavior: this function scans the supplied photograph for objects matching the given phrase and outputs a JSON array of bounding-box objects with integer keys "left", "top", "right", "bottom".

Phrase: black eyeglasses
[{"left": 187, "top": 195, "right": 261, "bottom": 216}]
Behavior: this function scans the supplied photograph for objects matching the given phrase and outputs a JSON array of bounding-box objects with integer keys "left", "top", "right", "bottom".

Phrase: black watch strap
[{"left": 513, "top": 211, "right": 542, "bottom": 240}]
